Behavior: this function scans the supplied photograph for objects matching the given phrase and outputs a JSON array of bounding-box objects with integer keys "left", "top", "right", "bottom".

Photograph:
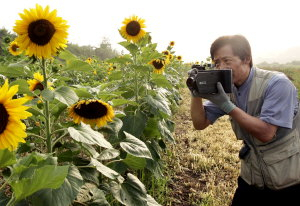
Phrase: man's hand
[{"left": 200, "top": 82, "right": 236, "bottom": 114}]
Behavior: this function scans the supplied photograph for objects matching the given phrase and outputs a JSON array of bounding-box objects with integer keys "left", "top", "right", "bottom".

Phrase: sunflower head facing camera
[{"left": 186, "top": 64, "right": 233, "bottom": 94}]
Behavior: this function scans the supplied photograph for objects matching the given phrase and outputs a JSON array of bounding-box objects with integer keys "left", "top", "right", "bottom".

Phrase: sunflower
[
  {"left": 169, "top": 41, "right": 175, "bottom": 47},
  {"left": 162, "top": 50, "right": 170, "bottom": 56},
  {"left": 25, "top": 72, "right": 53, "bottom": 101},
  {"left": 69, "top": 100, "right": 114, "bottom": 127},
  {"left": 176, "top": 56, "right": 182, "bottom": 61},
  {"left": 120, "top": 15, "right": 146, "bottom": 43},
  {"left": 8, "top": 40, "right": 22, "bottom": 56},
  {"left": 85, "top": 57, "right": 93, "bottom": 64},
  {"left": 0, "top": 80, "right": 32, "bottom": 151},
  {"left": 149, "top": 59, "right": 165, "bottom": 74},
  {"left": 4, "top": 36, "right": 11, "bottom": 44},
  {"left": 13, "top": 4, "right": 69, "bottom": 59},
  {"left": 27, "top": 72, "right": 53, "bottom": 91}
]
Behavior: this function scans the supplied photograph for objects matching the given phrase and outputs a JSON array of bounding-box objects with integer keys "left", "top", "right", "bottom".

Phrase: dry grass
[{"left": 165, "top": 88, "right": 242, "bottom": 206}]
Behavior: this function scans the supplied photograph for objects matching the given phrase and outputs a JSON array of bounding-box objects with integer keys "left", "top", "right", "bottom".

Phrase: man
[{"left": 189, "top": 35, "right": 300, "bottom": 206}]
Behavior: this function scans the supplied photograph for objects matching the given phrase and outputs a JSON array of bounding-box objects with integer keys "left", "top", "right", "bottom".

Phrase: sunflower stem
[
  {"left": 6, "top": 194, "right": 16, "bottom": 206},
  {"left": 41, "top": 58, "right": 52, "bottom": 153},
  {"left": 0, "top": 175, "right": 12, "bottom": 191},
  {"left": 133, "top": 54, "right": 139, "bottom": 103}
]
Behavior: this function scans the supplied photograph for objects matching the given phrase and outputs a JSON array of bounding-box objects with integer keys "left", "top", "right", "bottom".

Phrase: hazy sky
[{"left": 1, "top": 0, "right": 300, "bottom": 63}]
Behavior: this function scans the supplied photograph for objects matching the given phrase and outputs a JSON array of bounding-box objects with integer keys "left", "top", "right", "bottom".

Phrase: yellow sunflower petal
[{"left": 0, "top": 80, "right": 31, "bottom": 151}]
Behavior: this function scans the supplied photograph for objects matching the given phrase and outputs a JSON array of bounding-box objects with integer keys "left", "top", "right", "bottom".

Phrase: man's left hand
[{"left": 199, "top": 82, "right": 236, "bottom": 114}]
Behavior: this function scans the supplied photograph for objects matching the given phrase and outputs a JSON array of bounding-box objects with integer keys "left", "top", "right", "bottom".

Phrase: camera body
[{"left": 186, "top": 65, "right": 233, "bottom": 94}]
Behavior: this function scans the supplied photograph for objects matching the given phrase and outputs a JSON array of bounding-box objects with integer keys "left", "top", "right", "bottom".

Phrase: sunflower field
[{"left": 0, "top": 4, "right": 189, "bottom": 206}]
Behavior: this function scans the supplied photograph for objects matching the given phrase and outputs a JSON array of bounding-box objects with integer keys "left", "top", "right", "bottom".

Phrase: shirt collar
[{"left": 235, "top": 67, "right": 254, "bottom": 91}]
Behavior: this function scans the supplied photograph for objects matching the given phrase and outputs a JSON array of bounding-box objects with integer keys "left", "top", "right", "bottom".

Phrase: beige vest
[{"left": 230, "top": 67, "right": 300, "bottom": 190}]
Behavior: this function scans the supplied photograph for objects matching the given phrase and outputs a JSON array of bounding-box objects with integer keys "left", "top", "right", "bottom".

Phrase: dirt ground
[{"left": 165, "top": 88, "right": 242, "bottom": 206}]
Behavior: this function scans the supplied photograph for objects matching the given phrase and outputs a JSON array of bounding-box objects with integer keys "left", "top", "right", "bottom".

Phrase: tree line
[{"left": 0, "top": 28, "right": 119, "bottom": 60}]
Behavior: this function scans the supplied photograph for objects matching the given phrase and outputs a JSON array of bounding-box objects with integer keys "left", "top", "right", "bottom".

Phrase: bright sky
[{"left": 1, "top": 0, "right": 300, "bottom": 63}]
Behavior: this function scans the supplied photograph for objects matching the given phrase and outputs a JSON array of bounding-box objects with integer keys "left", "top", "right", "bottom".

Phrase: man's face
[{"left": 213, "top": 44, "right": 250, "bottom": 86}]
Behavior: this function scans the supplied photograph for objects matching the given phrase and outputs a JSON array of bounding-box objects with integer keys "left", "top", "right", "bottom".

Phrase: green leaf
[
  {"left": 133, "top": 65, "right": 150, "bottom": 72},
  {"left": 68, "top": 123, "right": 113, "bottom": 149},
  {"left": 108, "top": 71, "right": 123, "bottom": 80},
  {"left": 138, "top": 33, "right": 151, "bottom": 47},
  {"left": 0, "top": 149, "right": 16, "bottom": 168},
  {"left": 89, "top": 158, "right": 124, "bottom": 183},
  {"left": 54, "top": 86, "right": 79, "bottom": 106},
  {"left": 11, "top": 165, "right": 69, "bottom": 201},
  {"left": 0, "top": 191, "right": 10, "bottom": 205},
  {"left": 74, "top": 88, "right": 93, "bottom": 98},
  {"left": 28, "top": 166, "right": 83, "bottom": 206},
  {"left": 58, "top": 50, "right": 78, "bottom": 61},
  {"left": 78, "top": 167, "right": 99, "bottom": 185},
  {"left": 145, "top": 95, "right": 171, "bottom": 116},
  {"left": 120, "top": 132, "right": 152, "bottom": 159},
  {"left": 110, "top": 173, "right": 148, "bottom": 206},
  {"left": 12, "top": 153, "right": 57, "bottom": 176},
  {"left": 120, "top": 112, "right": 147, "bottom": 138},
  {"left": 143, "top": 118, "right": 160, "bottom": 137},
  {"left": 107, "top": 55, "right": 133, "bottom": 65},
  {"left": 99, "top": 118, "right": 123, "bottom": 138},
  {"left": 81, "top": 143, "right": 99, "bottom": 158},
  {"left": 147, "top": 195, "right": 161, "bottom": 206},
  {"left": 111, "top": 99, "right": 138, "bottom": 107},
  {"left": 98, "top": 148, "right": 120, "bottom": 160},
  {"left": 41, "top": 89, "right": 55, "bottom": 101},
  {"left": 118, "top": 41, "right": 139, "bottom": 55},
  {"left": 0, "top": 64, "right": 26, "bottom": 77},
  {"left": 158, "top": 120, "right": 175, "bottom": 142},
  {"left": 27, "top": 106, "right": 43, "bottom": 117},
  {"left": 76, "top": 183, "right": 110, "bottom": 205},
  {"left": 64, "top": 60, "right": 93, "bottom": 72},
  {"left": 123, "top": 154, "right": 146, "bottom": 170},
  {"left": 151, "top": 74, "right": 172, "bottom": 89},
  {"left": 10, "top": 79, "right": 30, "bottom": 94},
  {"left": 50, "top": 100, "right": 68, "bottom": 118},
  {"left": 146, "top": 158, "right": 164, "bottom": 178}
]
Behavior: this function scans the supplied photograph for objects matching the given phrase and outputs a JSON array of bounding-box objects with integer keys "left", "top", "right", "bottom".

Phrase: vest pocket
[
  {"left": 240, "top": 149, "right": 252, "bottom": 185},
  {"left": 262, "top": 137, "right": 300, "bottom": 189}
]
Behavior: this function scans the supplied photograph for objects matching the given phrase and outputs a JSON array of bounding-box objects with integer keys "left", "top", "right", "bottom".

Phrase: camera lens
[{"left": 186, "top": 76, "right": 198, "bottom": 91}]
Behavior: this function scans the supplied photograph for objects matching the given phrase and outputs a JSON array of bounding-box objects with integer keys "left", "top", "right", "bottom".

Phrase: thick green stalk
[
  {"left": 6, "top": 195, "right": 16, "bottom": 206},
  {"left": 133, "top": 54, "right": 139, "bottom": 103},
  {"left": 41, "top": 59, "right": 52, "bottom": 153}
]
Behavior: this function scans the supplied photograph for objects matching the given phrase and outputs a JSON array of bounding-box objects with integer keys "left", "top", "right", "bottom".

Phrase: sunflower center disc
[
  {"left": 4, "top": 37, "right": 11, "bottom": 43},
  {"left": 28, "top": 19, "right": 56, "bottom": 46},
  {"left": 74, "top": 101, "right": 108, "bottom": 119},
  {"left": 33, "top": 82, "right": 44, "bottom": 91},
  {"left": 126, "top": 21, "right": 141, "bottom": 36},
  {"left": 153, "top": 60, "right": 164, "bottom": 69},
  {"left": 12, "top": 44, "right": 19, "bottom": 52},
  {"left": 0, "top": 104, "right": 9, "bottom": 134}
]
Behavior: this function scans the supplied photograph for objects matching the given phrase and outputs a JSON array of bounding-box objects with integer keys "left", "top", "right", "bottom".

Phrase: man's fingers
[{"left": 217, "top": 82, "right": 225, "bottom": 93}]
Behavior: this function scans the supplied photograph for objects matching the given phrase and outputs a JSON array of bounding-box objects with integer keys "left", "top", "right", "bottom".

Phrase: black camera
[{"left": 186, "top": 65, "right": 232, "bottom": 94}]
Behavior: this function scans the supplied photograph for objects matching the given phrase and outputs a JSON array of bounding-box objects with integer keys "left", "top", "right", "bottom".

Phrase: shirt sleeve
[
  {"left": 204, "top": 100, "right": 226, "bottom": 123},
  {"left": 259, "top": 74, "right": 298, "bottom": 129}
]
